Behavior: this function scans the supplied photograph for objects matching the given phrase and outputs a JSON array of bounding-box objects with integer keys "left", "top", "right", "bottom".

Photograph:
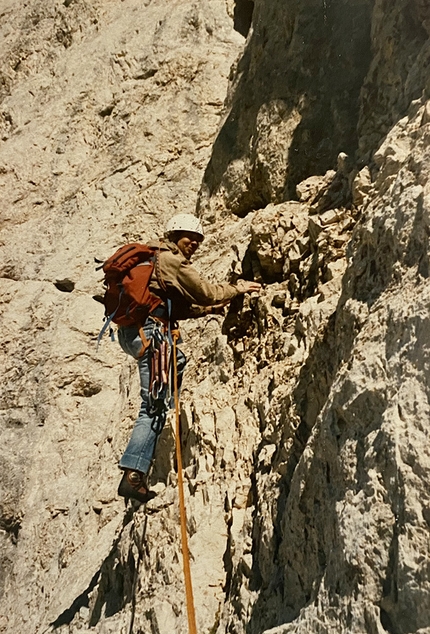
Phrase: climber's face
[{"left": 176, "top": 231, "right": 203, "bottom": 260}]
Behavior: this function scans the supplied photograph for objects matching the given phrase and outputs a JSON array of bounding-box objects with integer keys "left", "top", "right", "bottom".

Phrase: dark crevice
[
  {"left": 379, "top": 467, "right": 409, "bottom": 633},
  {"left": 380, "top": 608, "right": 396, "bottom": 634},
  {"left": 245, "top": 309, "right": 341, "bottom": 633},
  {"left": 222, "top": 493, "right": 234, "bottom": 597},
  {"left": 51, "top": 508, "right": 136, "bottom": 629},
  {"left": 0, "top": 513, "right": 22, "bottom": 544},
  {"left": 234, "top": 0, "right": 254, "bottom": 37},
  {"left": 89, "top": 551, "right": 135, "bottom": 626},
  {"left": 51, "top": 570, "right": 101, "bottom": 629},
  {"left": 99, "top": 104, "right": 114, "bottom": 117},
  {"left": 54, "top": 279, "right": 75, "bottom": 292}
]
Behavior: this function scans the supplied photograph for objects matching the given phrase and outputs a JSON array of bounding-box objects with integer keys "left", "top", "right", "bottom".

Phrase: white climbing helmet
[{"left": 164, "top": 213, "right": 204, "bottom": 240}]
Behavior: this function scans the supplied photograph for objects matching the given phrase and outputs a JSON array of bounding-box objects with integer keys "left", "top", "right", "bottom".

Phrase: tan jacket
[{"left": 148, "top": 240, "right": 239, "bottom": 321}]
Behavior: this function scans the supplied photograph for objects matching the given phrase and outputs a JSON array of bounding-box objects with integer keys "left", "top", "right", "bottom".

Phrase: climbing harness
[{"left": 173, "top": 331, "right": 197, "bottom": 634}]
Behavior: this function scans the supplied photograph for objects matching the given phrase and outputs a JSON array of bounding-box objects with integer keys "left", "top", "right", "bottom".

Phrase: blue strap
[
  {"left": 96, "top": 288, "right": 123, "bottom": 350},
  {"left": 96, "top": 309, "right": 117, "bottom": 350}
]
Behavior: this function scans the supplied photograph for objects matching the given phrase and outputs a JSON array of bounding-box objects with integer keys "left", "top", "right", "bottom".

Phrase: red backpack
[{"left": 99, "top": 243, "right": 163, "bottom": 327}]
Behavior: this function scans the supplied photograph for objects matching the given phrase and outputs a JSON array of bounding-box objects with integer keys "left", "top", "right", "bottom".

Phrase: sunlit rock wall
[
  {"left": 0, "top": 0, "right": 244, "bottom": 632},
  {"left": 0, "top": 0, "right": 429, "bottom": 633}
]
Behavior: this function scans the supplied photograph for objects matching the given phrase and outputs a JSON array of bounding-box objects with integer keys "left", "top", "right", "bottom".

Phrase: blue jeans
[{"left": 118, "top": 320, "right": 186, "bottom": 474}]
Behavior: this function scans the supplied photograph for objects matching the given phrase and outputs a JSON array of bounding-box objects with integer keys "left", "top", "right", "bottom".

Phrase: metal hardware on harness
[{"left": 148, "top": 319, "right": 172, "bottom": 412}]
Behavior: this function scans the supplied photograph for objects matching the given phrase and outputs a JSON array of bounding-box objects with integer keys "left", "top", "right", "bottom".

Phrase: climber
[{"left": 117, "top": 213, "right": 261, "bottom": 503}]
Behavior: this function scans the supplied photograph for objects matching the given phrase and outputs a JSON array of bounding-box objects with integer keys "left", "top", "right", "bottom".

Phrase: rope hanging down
[{"left": 173, "top": 333, "right": 198, "bottom": 634}]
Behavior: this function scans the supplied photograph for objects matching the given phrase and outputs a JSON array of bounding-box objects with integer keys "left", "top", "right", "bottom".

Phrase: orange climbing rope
[{"left": 172, "top": 332, "right": 198, "bottom": 634}]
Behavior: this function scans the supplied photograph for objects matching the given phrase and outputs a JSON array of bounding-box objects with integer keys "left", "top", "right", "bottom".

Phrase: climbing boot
[{"left": 118, "top": 469, "right": 150, "bottom": 504}]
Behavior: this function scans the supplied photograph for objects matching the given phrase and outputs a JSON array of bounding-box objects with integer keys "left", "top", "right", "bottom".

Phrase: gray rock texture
[{"left": 0, "top": 0, "right": 429, "bottom": 633}]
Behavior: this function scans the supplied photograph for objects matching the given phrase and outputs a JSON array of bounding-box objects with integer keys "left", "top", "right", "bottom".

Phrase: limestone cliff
[{"left": 0, "top": 1, "right": 429, "bottom": 634}]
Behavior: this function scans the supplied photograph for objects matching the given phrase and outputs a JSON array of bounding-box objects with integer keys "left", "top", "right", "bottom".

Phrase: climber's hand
[{"left": 235, "top": 280, "right": 262, "bottom": 294}]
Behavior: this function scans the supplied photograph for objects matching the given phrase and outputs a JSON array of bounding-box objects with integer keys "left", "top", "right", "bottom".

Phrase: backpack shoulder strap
[{"left": 155, "top": 241, "right": 167, "bottom": 292}]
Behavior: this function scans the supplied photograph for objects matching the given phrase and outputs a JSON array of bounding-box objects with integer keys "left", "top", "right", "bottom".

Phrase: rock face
[
  {"left": 0, "top": 1, "right": 429, "bottom": 634},
  {"left": 198, "top": 0, "right": 373, "bottom": 218}
]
